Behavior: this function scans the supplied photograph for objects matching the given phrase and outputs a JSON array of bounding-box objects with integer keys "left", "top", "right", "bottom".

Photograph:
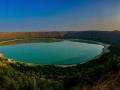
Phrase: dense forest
[{"left": 0, "top": 31, "right": 120, "bottom": 90}]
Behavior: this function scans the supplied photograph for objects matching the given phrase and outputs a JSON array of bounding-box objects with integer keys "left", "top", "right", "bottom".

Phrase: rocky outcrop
[{"left": 0, "top": 54, "right": 4, "bottom": 58}]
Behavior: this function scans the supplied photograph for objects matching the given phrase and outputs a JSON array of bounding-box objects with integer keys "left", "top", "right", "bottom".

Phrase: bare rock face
[{"left": 0, "top": 32, "right": 65, "bottom": 41}]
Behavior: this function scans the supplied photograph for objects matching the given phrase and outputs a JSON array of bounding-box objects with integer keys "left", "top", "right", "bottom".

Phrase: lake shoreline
[
  {"left": 0, "top": 39, "right": 110, "bottom": 67},
  {"left": 55, "top": 41, "right": 110, "bottom": 67}
]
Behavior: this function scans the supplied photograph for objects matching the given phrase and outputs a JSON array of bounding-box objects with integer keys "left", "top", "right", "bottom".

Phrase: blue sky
[{"left": 0, "top": 0, "right": 120, "bottom": 31}]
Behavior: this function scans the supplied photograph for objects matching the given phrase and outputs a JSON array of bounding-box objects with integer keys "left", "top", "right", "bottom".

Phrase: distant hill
[
  {"left": 0, "top": 31, "right": 120, "bottom": 44},
  {"left": 63, "top": 31, "right": 120, "bottom": 44}
]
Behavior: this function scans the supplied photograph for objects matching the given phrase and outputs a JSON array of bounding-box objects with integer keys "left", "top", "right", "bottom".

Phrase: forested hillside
[{"left": 64, "top": 31, "right": 120, "bottom": 44}]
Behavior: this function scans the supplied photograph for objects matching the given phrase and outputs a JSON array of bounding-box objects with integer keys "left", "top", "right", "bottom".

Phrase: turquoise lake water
[{"left": 0, "top": 40, "right": 104, "bottom": 64}]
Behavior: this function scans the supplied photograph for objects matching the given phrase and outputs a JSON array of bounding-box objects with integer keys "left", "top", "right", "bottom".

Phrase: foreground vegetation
[{"left": 0, "top": 31, "right": 120, "bottom": 90}]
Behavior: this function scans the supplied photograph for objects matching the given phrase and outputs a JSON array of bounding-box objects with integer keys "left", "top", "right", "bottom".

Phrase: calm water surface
[{"left": 0, "top": 40, "right": 104, "bottom": 64}]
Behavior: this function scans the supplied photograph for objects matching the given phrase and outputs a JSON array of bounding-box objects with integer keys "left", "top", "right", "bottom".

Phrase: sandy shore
[{"left": 0, "top": 39, "right": 24, "bottom": 44}]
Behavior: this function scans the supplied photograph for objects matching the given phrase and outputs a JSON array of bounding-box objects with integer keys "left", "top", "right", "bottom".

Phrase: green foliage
[{"left": 0, "top": 57, "right": 5, "bottom": 61}]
